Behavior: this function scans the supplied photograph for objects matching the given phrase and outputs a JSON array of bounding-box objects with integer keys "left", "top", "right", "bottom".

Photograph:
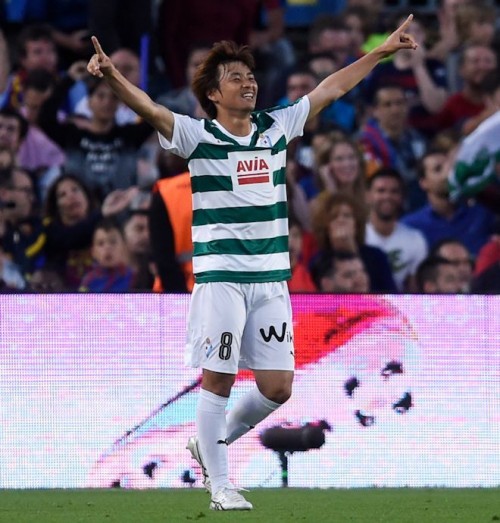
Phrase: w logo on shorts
[{"left": 260, "top": 322, "right": 287, "bottom": 343}]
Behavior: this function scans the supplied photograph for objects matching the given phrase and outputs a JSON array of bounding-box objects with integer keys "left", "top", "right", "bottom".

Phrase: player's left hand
[{"left": 380, "top": 15, "right": 418, "bottom": 57}]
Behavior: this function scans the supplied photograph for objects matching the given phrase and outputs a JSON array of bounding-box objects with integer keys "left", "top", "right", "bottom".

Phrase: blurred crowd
[{"left": 0, "top": 0, "right": 499, "bottom": 295}]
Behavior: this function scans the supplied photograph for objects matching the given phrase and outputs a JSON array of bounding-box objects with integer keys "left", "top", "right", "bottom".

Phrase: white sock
[
  {"left": 226, "top": 387, "right": 282, "bottom": 444},
  {"left": 196, "top": 388, "right": 231, "bottom": 494}
]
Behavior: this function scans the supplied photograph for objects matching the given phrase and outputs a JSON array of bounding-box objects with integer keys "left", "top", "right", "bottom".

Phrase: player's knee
[{"left": 264, "top": 384, "right": 292, "bottom": 405}]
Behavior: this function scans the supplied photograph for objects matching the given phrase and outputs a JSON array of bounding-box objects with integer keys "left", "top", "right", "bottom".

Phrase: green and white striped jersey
[
  {"left": 449, "top": 110, "right": 500, "bottom": 202},
  {"left": 158, "top": 96, "right": 310, "bottom": 283}
]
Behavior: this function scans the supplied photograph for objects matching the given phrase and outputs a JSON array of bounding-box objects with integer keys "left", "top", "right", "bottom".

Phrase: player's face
[{"left": 209, "top": 62, "right": 258, "bottom": 115}]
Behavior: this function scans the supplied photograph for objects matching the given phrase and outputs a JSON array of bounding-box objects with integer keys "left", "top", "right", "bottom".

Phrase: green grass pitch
[{"left": 0, "top": 488, "right": 498, "bottom": 523}]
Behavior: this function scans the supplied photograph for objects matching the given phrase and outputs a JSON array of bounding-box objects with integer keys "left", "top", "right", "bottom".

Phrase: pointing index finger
[
  {"left": 398, "top": 14, "right": 413, "bottom": 32},
  {"left": 91, "top": 36, "right": 104, "bottom": 56}
]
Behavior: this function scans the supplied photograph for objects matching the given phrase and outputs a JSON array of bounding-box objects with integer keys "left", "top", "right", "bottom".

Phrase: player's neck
[{"left": 215, "top": 110, "right": 253, "bottom": 137}]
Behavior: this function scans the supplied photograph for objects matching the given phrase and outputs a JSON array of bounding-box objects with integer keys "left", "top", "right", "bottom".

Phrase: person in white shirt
[{"left": 365, "top": 167, "right": 427, "bottom": 292}]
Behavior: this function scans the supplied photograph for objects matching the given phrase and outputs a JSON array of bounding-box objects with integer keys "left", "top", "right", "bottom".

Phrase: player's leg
[
  {"left": 226, "top": 281, "right": 295, "bottom": 444},
  {"left": 226, "top": 370, "right": 293, "bottom": 444},
  {"left": 186, "top": 282, "right": 251, "bottom": 509}
]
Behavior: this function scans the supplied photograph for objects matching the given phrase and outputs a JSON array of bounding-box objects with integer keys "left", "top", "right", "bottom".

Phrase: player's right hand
[{"left": 87, "top": 36, "right": 113, "bottom": 78}]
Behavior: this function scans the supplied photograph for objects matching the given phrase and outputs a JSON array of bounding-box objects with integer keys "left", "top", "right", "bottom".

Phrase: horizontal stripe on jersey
[
  {"left": 192, "top": 201, "right": 288, "bottom": 226},
  {"left": 192, "top": 218, "right": 289, "bottom": 243},
  {"left": 196, "top": 268, "right": 291, "bottom": 284},
  {"left": 194, "top": 252, "right": 290, "bottom": 275},
  {"left": 193, "top": 235, "right": 289, "bottom": 257}
]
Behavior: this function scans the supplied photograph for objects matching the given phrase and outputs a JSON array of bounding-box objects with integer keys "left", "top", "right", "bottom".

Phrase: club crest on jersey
[{"left": 236, "top": 156, "right": 270, "bottom": 185}]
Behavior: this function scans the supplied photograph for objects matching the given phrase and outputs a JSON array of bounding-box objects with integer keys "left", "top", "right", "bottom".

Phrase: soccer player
[{"left": 87, "top": 18, "right": 417, "bottom": 511}]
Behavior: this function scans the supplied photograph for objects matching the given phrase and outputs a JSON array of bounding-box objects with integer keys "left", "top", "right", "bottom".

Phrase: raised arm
[
  {"left": 307, "top": 15, "right": 418, "bottom": 121},
  {"left": 87, "top": 36, "right": 174, "bottom": 141}
]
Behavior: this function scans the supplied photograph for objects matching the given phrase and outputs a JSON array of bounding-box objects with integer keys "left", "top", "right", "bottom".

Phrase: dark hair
[
  {"left": 0, "top": 107, "right": 29, "bottom": 141},
  {"left": 191, "top": 40, "right": 255, "bottom": 120},
  {"left": 416, "top": 255, "right": 454, "bottom": 292},
  {"left": 85, "top": 75, "right": 108, "bottom": 97},
  {"left": 417, "top": 146, "right": 449, "bottom": 180},
  {"left": 16, "top": 24, "right": 54, "bottom": 60},
  {"left": 367, "top": 167, "right": 404, "bottom": 190},
  {"left": 311, "top": 250, "right": 362, "bottom": 289},
  {"left": 429, "top": 237, "right": 474, "bottom": 267},
  {"left": 94, "top": 216, "right": 124, "bottom": 238},
  {"left": 43, "top": 173, "right": 97, "bottom": 222},
  {"left": 372, "top": 83, "right": 406, "bottom": 106}
]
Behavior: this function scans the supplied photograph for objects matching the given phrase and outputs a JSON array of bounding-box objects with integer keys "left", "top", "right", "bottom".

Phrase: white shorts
[{"left": 186, "top": 281, "right": 295, "bottom": 374}]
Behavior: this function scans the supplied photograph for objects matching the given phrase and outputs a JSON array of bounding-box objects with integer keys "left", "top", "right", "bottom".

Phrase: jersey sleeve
[
  {"left": 268, "top": 96, "right": 311, "bottom": 143},
  {"left": 157, "top": 113, "right": 203, "bottom": 159}
]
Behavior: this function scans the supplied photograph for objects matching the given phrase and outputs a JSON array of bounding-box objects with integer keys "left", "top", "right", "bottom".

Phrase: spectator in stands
[
  {"left": 428, "top": 0, "right": 473, "bottom": 66},
  {"left": 445, "top": 3, "right": 496, "bottom": 94},
  {"left": 365, "top": 167, "right": 428, "bottom": 292},
  {"left": 311, "top": 192, "right": 397, "bottom": 292},
  {"left": 416, "top": 254, "right": 463, "bottom": 294},
  {"left": 43, "top": 173, "right": 136, "bottom": 290},
  {"left": 156, "top": 45, "right": 210, "bottom": 118},
  {"left": 402, "top": 147, "right": 496, "bottom": 256},
  {"left": 342, "top": 5, "right": 371, "bottom": 60},
  {"left": 28, "top": 265, "right": 66, "bottom": 292},
  {"left": 312, "top": 135, "right": 366, "bottom": 209},
  {"left": 307, "top": 15, "right": 353, "bottom": 68},
  {"left": 149, "top": 171, "right": 193, "bottom": 293},
  {"left": 79, "top": 216, "right": 135, "bottom": 292},
  {"left": 1, "top": 166, "right": 45, "bottom": 280},
  {"left": 313, "top": 250, "right": 371, "bottom": 293},
  {"left": 0, "top": 24, "right": 59, "bottom": 110},
  {"left": 39, "top": 74, "right": 153, "bottom": 201},
  {"left": 0, "top": 105, "right": 65, "bottom": 200},
  {"left": 123, "top": 209, "right": 154, "bottom": 290},
  {"left": 75, "top": 48, "right": 142, "bottom": 125},
  {"left": 0, "top": 233, "right": 25, "bottom": 291},
  {"left": 430, "top": 238, "right": 473, "bottom": 293},
  {"left": 358, "top": 83, "right": 427, "bottom": 210},
  {"left": 362, "top": 13, "right": 448, "bottom": 137},
  {"left": 288, "top": 214, "right": 316, "bottom": 293},
  {"left": 434, "top": 44, "right": 497, "bottom": 135},
  {"left": 279, "top": 66, "right": 355, "bottom": 133}
]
